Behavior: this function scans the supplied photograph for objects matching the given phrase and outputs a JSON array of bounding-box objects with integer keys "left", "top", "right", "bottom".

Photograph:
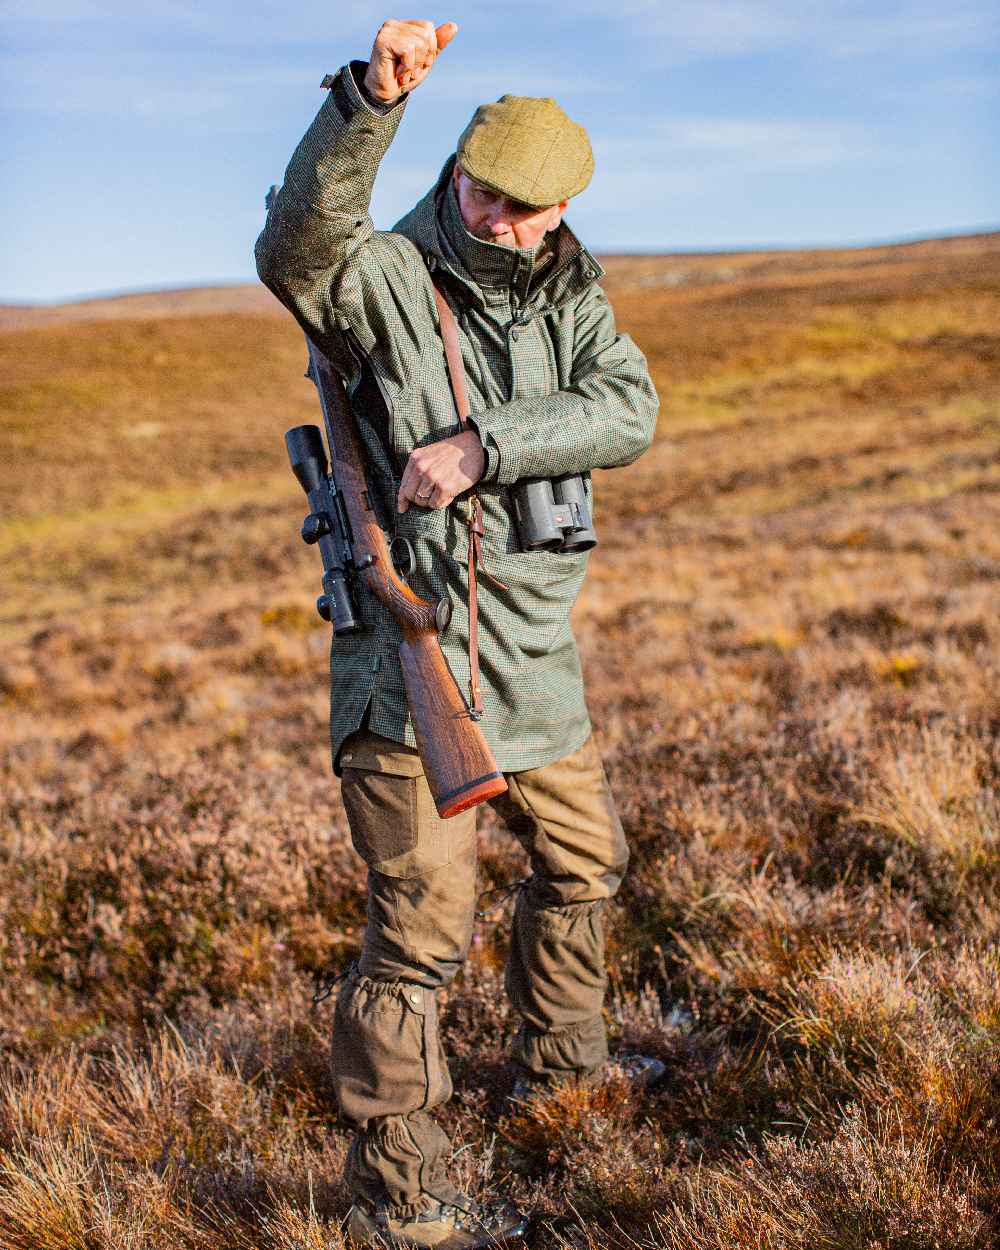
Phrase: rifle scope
[{"left": 285, "top": 424, "right": 362, "bottom": 636}]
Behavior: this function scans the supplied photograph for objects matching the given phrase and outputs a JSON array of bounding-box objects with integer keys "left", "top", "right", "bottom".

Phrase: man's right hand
[{"left": 363, "top": 20, "right": 458, "bottom": 103}]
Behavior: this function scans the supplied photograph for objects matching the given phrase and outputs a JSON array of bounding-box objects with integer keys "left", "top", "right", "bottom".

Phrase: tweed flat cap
[{"left": 456, "top": 95, "right": 594, "bottom": 209}]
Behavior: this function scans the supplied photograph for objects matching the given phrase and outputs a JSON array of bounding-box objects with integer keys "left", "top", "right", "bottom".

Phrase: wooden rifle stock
[{"left": 307, "top": 340, "right": 507, "bottom": 817}]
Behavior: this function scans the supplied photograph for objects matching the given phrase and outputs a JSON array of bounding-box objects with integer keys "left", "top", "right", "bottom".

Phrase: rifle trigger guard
[{"left": 389, "top": 536, "right": 416, "bottom": 581}]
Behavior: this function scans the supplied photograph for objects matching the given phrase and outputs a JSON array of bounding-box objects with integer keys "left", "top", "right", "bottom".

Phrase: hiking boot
[
  {"left": 507, "top": 1052, "right": 666, "bottom": 1106},
  {"left": 345, "top": 1195, "right": 530, "bottom": 1248},
  {"left": 606, "top": 1052, "right": 667, "bottom": 1089}
]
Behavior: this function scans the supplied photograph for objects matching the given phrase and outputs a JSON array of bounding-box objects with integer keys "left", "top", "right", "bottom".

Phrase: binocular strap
[{"left": 430, "top": 280, "right": 507, "bottom": 719}]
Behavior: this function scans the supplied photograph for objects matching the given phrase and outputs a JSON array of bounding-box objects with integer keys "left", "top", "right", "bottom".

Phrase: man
[{"left": 256, "top": 18, "right": 660, "bottom": 1249}]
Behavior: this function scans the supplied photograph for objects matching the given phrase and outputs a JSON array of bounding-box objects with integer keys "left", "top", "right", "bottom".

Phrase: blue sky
[{"left": 3, "top": 1, "right": 998, "bottom": 303}]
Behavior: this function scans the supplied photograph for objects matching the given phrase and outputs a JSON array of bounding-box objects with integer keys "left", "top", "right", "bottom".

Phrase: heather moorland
[{"left": 1, "top": 231, "right": 999, "bottom": 1248}]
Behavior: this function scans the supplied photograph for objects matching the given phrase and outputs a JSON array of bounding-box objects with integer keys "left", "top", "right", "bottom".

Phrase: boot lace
[{"left": 449, "top": 1197, "right": 510, "bottom": 1231}]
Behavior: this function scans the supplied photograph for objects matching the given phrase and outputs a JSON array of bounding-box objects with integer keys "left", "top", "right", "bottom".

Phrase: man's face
[{"left": 452, "top": 166, "right": 567, "bottom": 250}]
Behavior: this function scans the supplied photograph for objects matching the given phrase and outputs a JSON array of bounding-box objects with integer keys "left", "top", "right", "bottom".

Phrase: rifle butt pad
[{"left": 398, "top": 631, "right": 507, "bottom": 818}]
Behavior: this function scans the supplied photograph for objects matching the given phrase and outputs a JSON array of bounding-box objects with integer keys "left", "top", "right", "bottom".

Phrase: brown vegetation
[{"left": 2, "top": 231, "right": 999, "bottom": 1248}]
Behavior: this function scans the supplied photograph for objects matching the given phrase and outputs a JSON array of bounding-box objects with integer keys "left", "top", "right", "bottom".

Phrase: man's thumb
[{"left": 435, "top": 21, "right": 458, "bottom": 51}]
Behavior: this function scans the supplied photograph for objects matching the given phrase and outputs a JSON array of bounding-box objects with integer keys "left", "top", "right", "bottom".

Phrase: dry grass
[{"left": 1, "top": 231, "right": 999, "bottom": 1248}]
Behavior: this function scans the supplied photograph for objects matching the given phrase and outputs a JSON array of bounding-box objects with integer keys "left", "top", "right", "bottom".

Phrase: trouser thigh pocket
[{"left": 340, "top": 732, "right": 452, "bottom": 878}]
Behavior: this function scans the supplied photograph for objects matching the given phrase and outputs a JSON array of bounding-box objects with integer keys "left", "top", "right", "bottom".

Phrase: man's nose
[{"left": 487, "top": 201, "right": 516, "bottom": 233}]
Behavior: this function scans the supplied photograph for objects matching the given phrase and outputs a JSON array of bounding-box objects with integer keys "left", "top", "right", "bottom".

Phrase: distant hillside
[
  {"left": 3, "top": 229, "right": 998, "bottom": 331},
  {"left": 2, "top": 226, "right": 998, "bottom": 629},
  {"left": 0, "top": 283, "right": 284, "bottom": 332}
]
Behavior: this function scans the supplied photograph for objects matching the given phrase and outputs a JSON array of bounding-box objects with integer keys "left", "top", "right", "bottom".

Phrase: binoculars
[{"left": 509, "top": 473, "right": 597, "bottom": 553}]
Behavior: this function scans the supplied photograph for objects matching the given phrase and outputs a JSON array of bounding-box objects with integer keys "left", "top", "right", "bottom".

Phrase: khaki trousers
[{"left": 330, "top": 728, "right": 629, "bottom": 1215}]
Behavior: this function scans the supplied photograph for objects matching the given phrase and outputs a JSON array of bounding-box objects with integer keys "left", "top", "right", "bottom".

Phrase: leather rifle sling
[{"left": 431, "top": 279, "right": 505, "bottom": 719}]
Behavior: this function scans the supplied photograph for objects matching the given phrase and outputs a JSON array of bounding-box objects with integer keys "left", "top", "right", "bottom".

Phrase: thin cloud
[
  {"left": 661, "top": 118, "right": 870, "bottom": 167},
  {"left": 595, "top": 116, "right": 872, "bottom": 174},
  {"left": 1, "top": 53, "right": 311, "bottom": 120},
  {"left": 3, "top": 37, "right": 608, "bottom": 125},
  {"left": 4, "top": 0, "right": 104, "bottom": 17},
  {"left": 419, "top": 66, "right": 613, "bottom": 103},
  {"left": 936, "top": 73, "right": 1000, "bottom": 98},
  {"left": 565, "top": 0, "right": 997, "bottom": 57},
  {"left": 823, "top": 4, "right": 999, "bottom": 56},
  {"left": 4, "top": 0, "right": 382, "bottom": 39}
]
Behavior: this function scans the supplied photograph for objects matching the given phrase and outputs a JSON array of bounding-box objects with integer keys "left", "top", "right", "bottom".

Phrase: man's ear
[{"left": 547, "top": 199, "right": 569, "bottom": 232}]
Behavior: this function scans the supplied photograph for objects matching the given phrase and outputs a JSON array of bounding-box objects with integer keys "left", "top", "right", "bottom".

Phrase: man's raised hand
[{"left": 363, "top": 20, "right": 458, "bottom": 103}]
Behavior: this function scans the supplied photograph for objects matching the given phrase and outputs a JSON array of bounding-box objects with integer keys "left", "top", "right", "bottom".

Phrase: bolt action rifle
[{"left": 269, "top": 188, "right": 508, "bottom": 819}]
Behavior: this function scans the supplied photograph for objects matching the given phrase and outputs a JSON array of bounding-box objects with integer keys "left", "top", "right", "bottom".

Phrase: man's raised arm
[{"left": 254, "top": 21, "right": 457, "bottom": 347}]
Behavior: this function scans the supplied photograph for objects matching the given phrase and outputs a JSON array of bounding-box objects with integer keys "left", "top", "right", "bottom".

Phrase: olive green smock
[{"left": 255, "top": 61, "right": 659, "bottom": 774}]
